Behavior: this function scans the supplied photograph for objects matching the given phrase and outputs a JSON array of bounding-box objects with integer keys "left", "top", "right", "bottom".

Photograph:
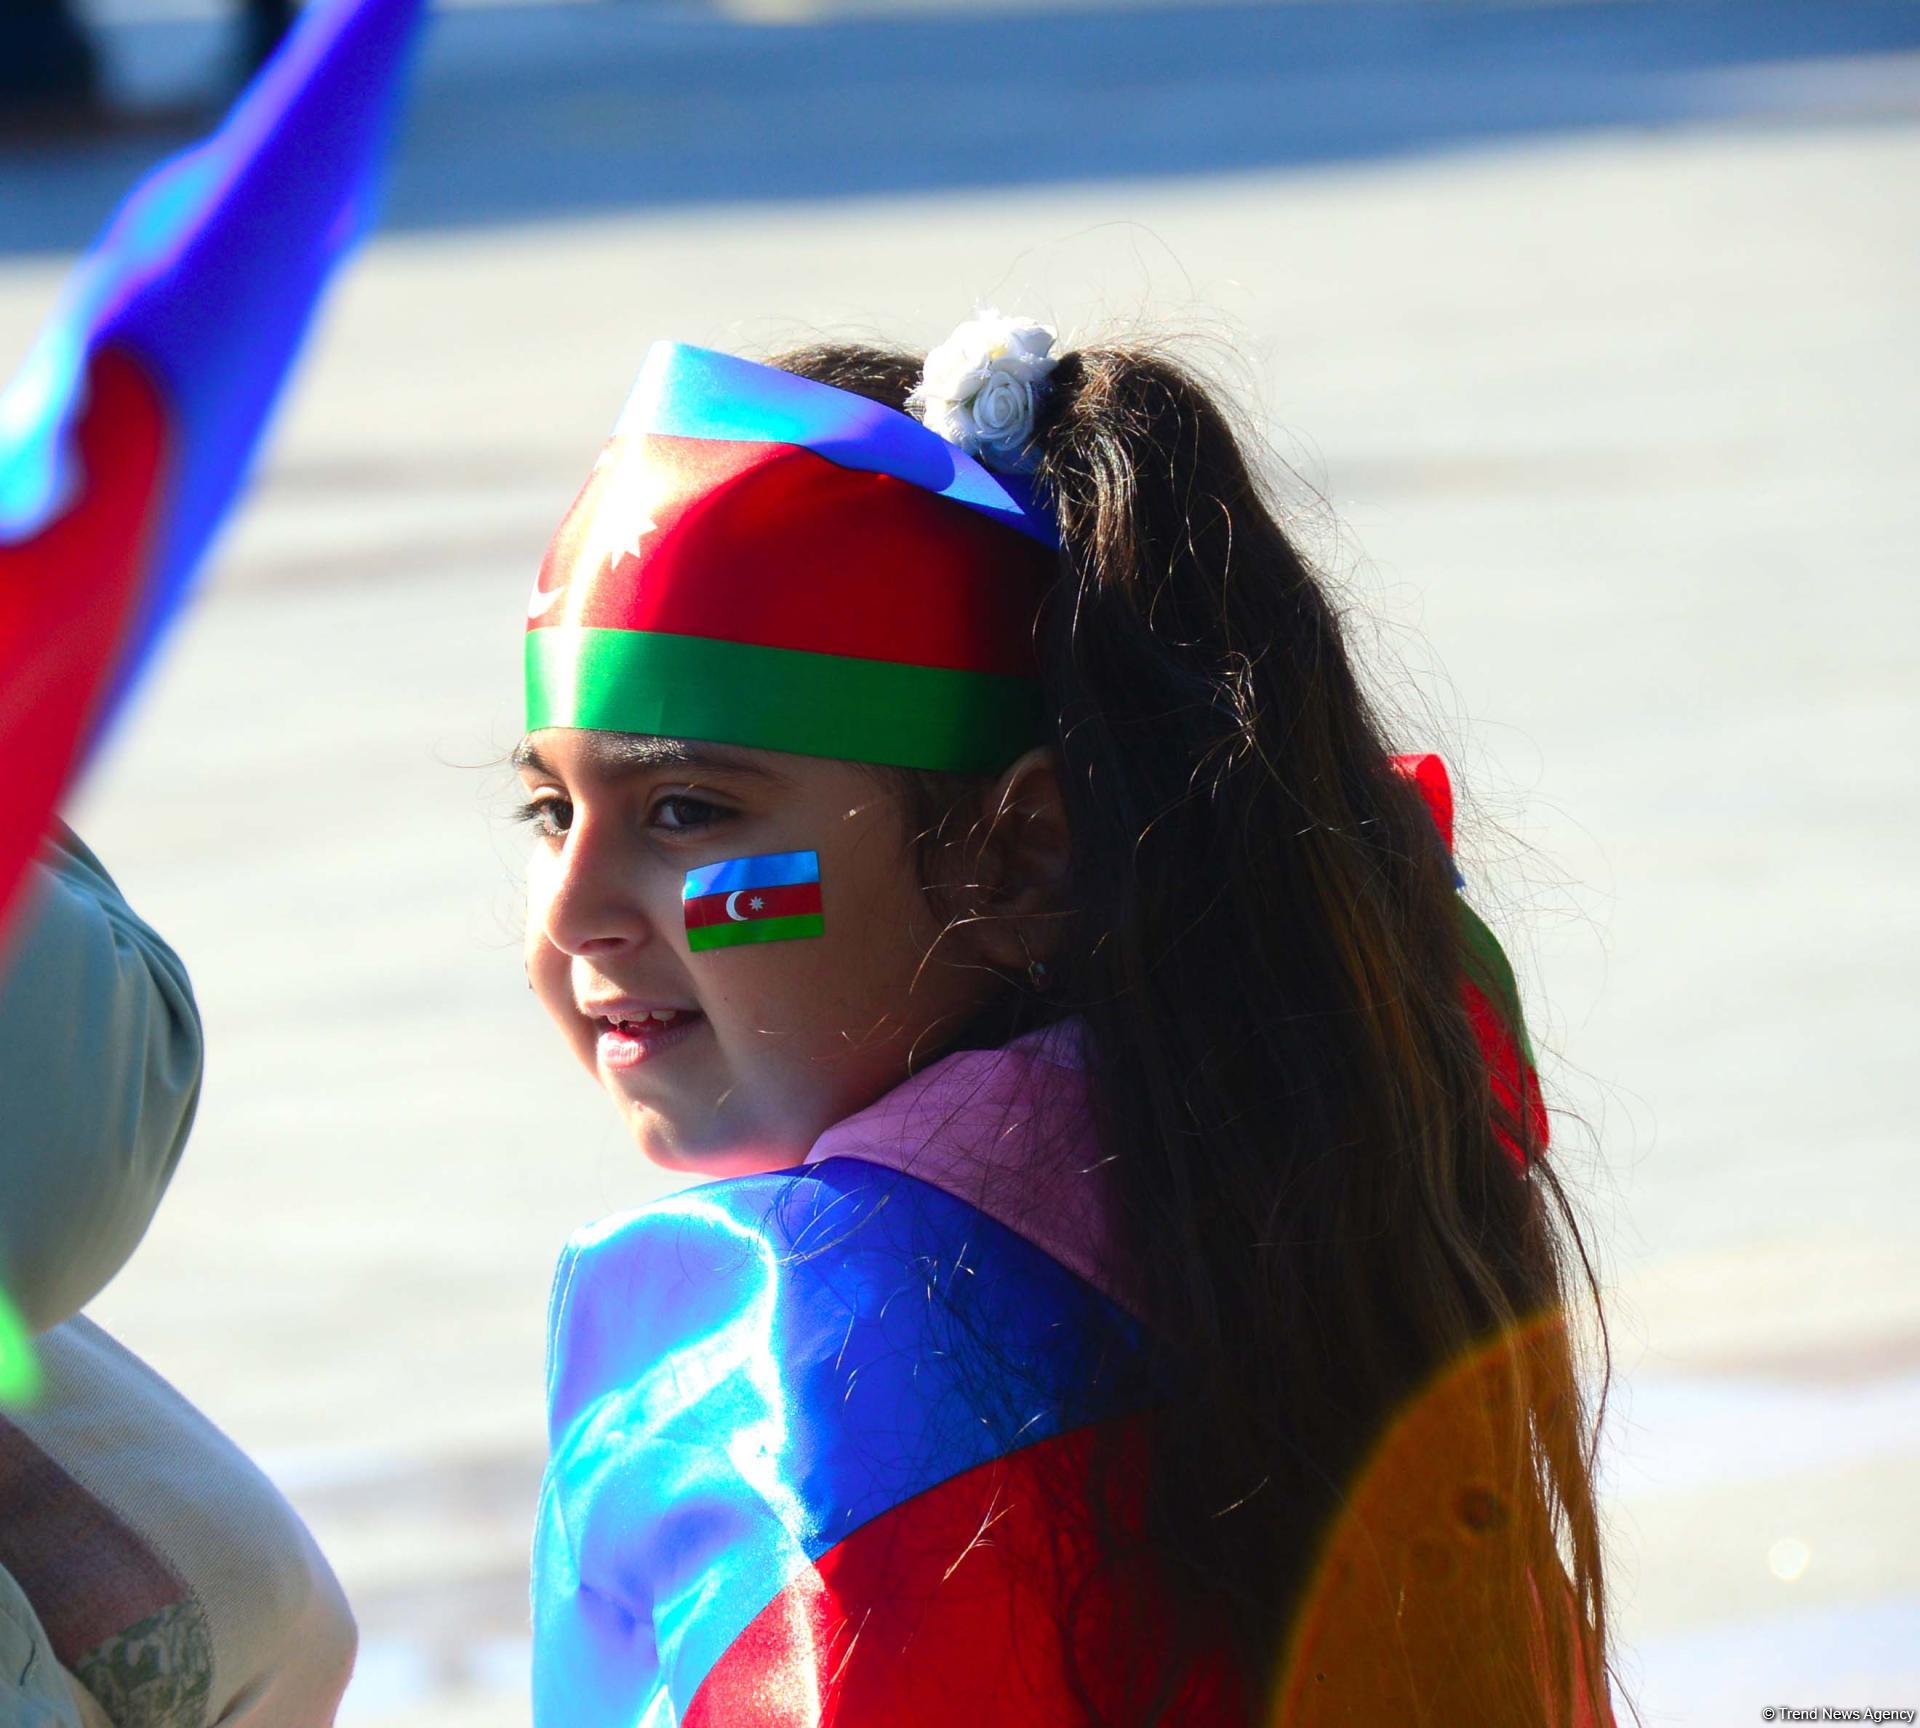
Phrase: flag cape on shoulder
[
  {"left": 0, "top": 0, "right": 425, "bottom": 949},
  {"left": 533, "top": 1155, "right": 1244, "bottom": 1726}
]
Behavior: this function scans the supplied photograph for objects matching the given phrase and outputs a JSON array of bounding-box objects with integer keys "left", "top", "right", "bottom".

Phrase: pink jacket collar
[{"left": 803, "top": 1015, "right": 1137, "bottom": 1315}]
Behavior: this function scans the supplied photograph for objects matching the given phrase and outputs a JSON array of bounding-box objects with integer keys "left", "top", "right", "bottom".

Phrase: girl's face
[{"left": 515, "top": 728, "right": 1001, "bottom": 1177}]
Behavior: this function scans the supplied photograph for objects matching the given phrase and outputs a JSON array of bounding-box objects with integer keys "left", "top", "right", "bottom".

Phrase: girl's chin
[{"left": 623, "top": 1114, "right": 809, "bottom": 1180}]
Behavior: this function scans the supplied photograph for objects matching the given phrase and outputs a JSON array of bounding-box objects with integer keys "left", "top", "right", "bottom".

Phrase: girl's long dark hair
[{"left": 771, "top": 338, "right": 1616, "bottom": 1726}]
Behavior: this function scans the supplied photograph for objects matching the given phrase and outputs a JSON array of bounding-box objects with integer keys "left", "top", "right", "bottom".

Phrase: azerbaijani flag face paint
[{"left": 685, "top": 851, "right": 825, "bottom": 952}]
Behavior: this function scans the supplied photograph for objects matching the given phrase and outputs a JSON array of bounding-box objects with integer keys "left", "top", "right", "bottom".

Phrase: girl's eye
[
  {"left": 653, "top": 795, "right": 727, "bottom": 833},
  {"left": 511, "top": 792, "right": 729, "bottom": 839},
  {"left": 511, "top": 796, "right": 571, "bottom": 839}
]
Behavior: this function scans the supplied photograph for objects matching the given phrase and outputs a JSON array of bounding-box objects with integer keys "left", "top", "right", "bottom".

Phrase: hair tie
[
  {"left": 1388, "top": 752, "right": 1551, "bottom": 1170},
  {"left": 907, "top": 309, "right": 1059, "bottom": 475}
]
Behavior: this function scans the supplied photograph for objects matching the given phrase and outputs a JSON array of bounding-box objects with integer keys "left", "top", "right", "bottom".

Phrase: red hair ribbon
[{"left": 1387, "top": 754, "right": 1549, "bottom": 1169}]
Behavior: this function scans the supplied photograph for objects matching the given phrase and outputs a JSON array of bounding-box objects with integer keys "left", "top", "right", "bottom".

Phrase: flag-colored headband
[{"left": 524, "top": 342, "right": 1061, "bottom": 775}]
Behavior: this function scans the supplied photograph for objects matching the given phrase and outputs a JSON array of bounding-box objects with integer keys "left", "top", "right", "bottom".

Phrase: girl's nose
[{"left": 538, "top": 823, "right": 658, "bottom": 960}]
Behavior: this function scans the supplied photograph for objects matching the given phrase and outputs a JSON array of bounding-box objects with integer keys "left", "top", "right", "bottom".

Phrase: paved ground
[{"left": 4, "top": 3, "right": 1918, "bottom": 1723}]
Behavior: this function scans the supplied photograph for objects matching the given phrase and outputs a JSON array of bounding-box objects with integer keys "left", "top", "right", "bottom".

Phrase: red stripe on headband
[{"left": 530, "top": 433, "right": 1054, "bottom": 679}]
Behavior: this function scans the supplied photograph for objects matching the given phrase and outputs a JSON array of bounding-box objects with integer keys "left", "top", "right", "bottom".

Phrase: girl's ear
[{"left": 964, "top": 746, "right": 1072, "bottom": 971}]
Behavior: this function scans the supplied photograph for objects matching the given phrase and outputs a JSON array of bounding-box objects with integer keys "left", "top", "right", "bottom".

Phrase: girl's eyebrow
[{"left": 510, "top": 735, "right": 790, "bottom": 785}]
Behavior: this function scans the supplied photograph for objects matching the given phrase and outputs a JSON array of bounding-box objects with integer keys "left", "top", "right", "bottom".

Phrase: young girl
[{"left": 514, "top": 323, "right": 1618, "bottom": 1726}]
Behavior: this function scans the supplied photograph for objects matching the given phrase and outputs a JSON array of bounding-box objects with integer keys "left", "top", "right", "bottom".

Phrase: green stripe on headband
[{"left": 526, "top": 627, "right": 1044, "bottom": 775}]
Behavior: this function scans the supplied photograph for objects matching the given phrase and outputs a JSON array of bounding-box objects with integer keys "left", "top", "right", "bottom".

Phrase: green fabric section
[
  {"left": 527, "top": 628, "right": 1043, "bottom": 774},
  {"left": 0, "top": 1287, "right": 38, "bottom": 1407},
  {"left": 687, "top": 913, "right": 826, "bottom": 952},
  {"left": 1457, "top": 900, "right": 1537, "bottom": 1069}
]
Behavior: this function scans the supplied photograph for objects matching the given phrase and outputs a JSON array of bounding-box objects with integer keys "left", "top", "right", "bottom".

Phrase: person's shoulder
[
  {"left": 553, "top": 1158, "right": 896, "bottom": 1289},
  {"left": 548, "top": 1158, "right": 1004, "bottom": 1334},
  {"left": 554, "top": 1151, "right": 1044, "bottom": 1284},
  {"left": 543, "top": 1162, "right": 902, "bottom": 1431},
  {"left": 544, "top": 1156, "right": 1141, "bottom": 1445}
]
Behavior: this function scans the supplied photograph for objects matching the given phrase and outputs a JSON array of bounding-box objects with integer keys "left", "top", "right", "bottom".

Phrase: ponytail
[{"left": 771, "top": 337, "right": 1615, "bottom": 1726}]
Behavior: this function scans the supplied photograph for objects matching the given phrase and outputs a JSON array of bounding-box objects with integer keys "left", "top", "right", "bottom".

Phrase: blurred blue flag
[{"left": 0, "top": 0, "right": 428, "bottom": 947}]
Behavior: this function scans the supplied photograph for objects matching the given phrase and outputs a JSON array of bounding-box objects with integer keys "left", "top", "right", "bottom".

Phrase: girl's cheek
[
  {"left": 523, "top": 872, "right": 579, "bottom": 1046},
  {"left": 523, "top": 873, "right": 551, "bottom": 981},
  {"left": 524, "top": 848, "right": 573, "bottom": 970},
  {"left": 525, "top": 932, "right": 574, "bottom": 1030}
]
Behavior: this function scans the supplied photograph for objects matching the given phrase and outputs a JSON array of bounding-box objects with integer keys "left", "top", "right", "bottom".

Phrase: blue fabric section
[
  {"left": 533, "top": 1156, "right": 1143, "bottom": 1727},
  {"left": 0, "top": 0, "right": 425, "bottom": 736},
  {"left": 614, "top": 340, "right": 1061, "bottom": 550},
  {"left": 682, "top": 849, "right": 820, "bottom": 899}
]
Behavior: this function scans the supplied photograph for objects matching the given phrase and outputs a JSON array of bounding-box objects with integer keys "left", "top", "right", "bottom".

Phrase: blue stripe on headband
[{"left": 613, "top": 341, "right": 1061, "bottom": 550}]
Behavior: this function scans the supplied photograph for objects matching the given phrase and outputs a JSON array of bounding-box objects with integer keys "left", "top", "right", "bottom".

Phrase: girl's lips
[{"left": 597, "top": 1011, "right": 706, "bottom": 1069}]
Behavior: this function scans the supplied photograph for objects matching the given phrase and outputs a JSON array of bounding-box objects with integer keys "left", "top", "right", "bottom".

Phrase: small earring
[{"left": 1027, "top": 958, "right": 1050, "bottom": 991}]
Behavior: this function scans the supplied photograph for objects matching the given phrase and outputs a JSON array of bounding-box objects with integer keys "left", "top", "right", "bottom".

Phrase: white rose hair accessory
[{"left": 906, "top": 309, "right": 1060, "bottom": 475}]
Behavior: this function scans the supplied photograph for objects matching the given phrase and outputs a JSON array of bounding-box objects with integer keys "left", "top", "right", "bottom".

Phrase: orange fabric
[{"left": 1270, "top": 1325, "right": 1614, "bottom": 1728}]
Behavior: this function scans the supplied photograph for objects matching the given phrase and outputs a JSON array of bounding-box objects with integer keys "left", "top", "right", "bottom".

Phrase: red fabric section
[
  {"left": 684, "top": 880, "right": 823, "bottom": 931},
  {"left": 1389, "top": 751, "right": 1454, "bottom": 851},
  {"left": 1464, "top": 980, "right": 1551, "bottom": 1168},
  {"left": 528, "top": 434, "right": 1053, "bottom": 677},
  {"left": 685, "top": 1415, "right": 1247, "bottom": 1728},
  {"left": 0, "top": 347, "right": 168, "bottom": 951}
]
